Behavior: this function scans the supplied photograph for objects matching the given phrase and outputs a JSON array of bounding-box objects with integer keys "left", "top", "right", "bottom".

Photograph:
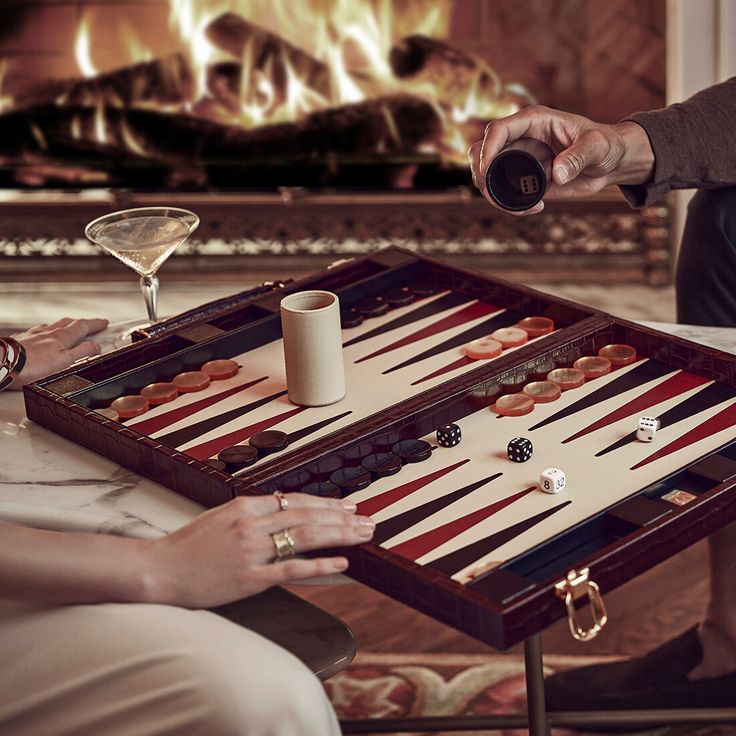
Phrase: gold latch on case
[{"left": 554, "top": 567, "right": 608, "bottom": 642}]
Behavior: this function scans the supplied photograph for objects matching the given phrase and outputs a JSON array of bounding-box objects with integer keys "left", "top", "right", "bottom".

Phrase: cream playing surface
[
  {"left": 126, "top": 291, "right": 549, "bottom": 465},
  {"left": 344, "top": 359, "right": 736, "bottom": 585}
]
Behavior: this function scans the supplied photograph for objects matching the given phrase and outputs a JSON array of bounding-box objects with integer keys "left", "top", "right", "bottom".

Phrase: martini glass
[{"left": 85, "top": 207, "right": 199, "bottom": 346}]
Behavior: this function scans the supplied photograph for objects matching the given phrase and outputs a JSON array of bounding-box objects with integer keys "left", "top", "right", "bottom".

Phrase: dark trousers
[{"left": 676, "top": 187, "right": 736, "bottom": 326}]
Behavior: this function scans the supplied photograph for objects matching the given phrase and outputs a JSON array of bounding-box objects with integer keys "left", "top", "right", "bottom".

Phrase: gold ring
[
  {"left": 271, "top": 529, "right": 296, "bottom": 560},
  {"left": 273, "top": 490, "right": 288, "bottom": 512}
]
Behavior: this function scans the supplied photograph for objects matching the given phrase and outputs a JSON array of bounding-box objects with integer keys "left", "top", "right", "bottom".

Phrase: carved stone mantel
[{"left": 0, "top": 188, "right": 670, "bottom": 284}]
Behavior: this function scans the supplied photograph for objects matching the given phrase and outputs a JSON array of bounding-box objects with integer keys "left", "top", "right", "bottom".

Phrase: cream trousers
[{"left": 0, "top": 599, "right": 341, "bottom": 736}]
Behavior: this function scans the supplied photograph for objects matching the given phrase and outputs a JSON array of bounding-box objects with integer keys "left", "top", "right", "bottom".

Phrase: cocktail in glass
[{"left": 85, "top": 207, "right": 199, "bottom": 345}]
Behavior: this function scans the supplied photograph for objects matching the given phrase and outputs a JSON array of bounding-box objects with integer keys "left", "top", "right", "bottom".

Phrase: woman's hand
[
  {"left": 143, "top": 492, "right": 374, "bottom": 608},
  {"left": 9, "top": 318, "right": 108, "bottom": 389},
  {"left": 0, "top": 493, "right": 373, "bottom": 607},
  {"left": 469, "top": 105, "right": 655, "bottom": 214}
]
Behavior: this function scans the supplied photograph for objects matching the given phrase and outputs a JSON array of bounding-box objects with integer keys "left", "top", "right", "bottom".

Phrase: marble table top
[
  {"left": 2, "top": 294, "right": 736, "bottom": 539},
  {"left": 1, "top": 285, "right": 250, "bottom": 538}
]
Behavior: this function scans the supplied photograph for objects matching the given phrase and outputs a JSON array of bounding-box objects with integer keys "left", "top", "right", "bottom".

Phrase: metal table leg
[{"left": 524, "top": 633, "right": 549, "bottom": 736}]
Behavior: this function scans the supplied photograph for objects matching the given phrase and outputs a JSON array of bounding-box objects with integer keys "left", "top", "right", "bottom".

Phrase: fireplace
[{"left": 0, "top": 0, "right": 669, "bottom": 283}]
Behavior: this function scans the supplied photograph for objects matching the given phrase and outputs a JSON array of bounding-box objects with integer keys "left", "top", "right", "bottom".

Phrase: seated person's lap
[{"left": 0, "top": 600, "right": 340, "bottom": 736}]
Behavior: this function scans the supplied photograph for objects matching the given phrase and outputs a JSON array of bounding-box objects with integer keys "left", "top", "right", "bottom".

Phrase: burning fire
[
  {"left": 59, "top": 1, "right": 529, "bottom": 171},
  {"left": 75, "top": 14, "right": 98, "bottom": 79}
]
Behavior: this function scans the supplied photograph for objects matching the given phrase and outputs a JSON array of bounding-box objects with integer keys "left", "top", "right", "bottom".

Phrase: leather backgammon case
[{"left": 24, "top": 247, "right": 736, "bottom": 648}]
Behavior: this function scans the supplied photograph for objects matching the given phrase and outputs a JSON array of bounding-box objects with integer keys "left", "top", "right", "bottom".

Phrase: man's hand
[{"left": 469, "top": 105, "right": 655, "bottom": 214}]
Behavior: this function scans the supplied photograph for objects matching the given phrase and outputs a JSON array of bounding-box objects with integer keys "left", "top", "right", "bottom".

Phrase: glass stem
[{"left": 140, "top": 274, "right": 159, "bottom": 324}]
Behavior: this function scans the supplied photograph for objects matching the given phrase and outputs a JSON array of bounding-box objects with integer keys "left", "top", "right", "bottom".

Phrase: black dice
[
  {"left": 436, "top": 423, "right": 461, "bottom": 447},
  {"left": 507, "top": 437, "right": 533, "bottom": 462}
]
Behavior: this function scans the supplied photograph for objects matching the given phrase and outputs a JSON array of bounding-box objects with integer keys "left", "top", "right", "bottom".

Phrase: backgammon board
[{"left": 24, "top": 247, "right": 736, "bottom": 648}]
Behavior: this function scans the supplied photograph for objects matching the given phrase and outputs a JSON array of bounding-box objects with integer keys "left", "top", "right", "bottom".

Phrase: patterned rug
[{"left": 325, "top": 652, "right": 736, "bottom": 736}]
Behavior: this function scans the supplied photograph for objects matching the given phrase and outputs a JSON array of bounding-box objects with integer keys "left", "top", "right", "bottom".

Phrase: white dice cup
[{"left": 280, "top": 290, "right": 346, "bottom": 407}]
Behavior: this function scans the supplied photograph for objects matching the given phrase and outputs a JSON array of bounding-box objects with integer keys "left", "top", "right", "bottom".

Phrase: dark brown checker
[
  {"left": 500, "top": 373, "right": 527, "bottom": 393},
  {"left": 391, "top": 439, "right": 433, "bottom": 464},
  {"left": 356, "top": 297, "right": 389, "bottom": 318},
  {"left": 302, "top": 481, "right": 341, "bottom": 498},
  {"left": 361, "top": 452, "right": 402, "bottom": 479},
  {"left": 330, "top": 467, "right": 372, "bottom": 494},
  {"left": 383, "top": 286, "right": 415, "bottom": 307},
  {"left": 528, "top": 360, "right": 556, "bottom": 381},
  {"left": 250, "top": 429, "right": 289, "bottom": 454},
  {"left": 218, "top": 445, "right": 258, "bottom": 469},
  {"left": 340, "top": 307, "right": 363, "bottom": 328}
]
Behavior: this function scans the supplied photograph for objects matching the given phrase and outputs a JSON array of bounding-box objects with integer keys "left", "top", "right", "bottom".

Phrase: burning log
[
  {"left": 205, "top": 13, "right": 331, "bottom": 100},
  {"left": 189, "top": 94, "right": 442, "bottom": 161},
  {"left": 11, "top": 160, "right": 110, "bottom": 187},
  {"left": 203, "top": 62, "right": 244, "bottom": 116},
  {"left": 0, "top": 104, "right": 178, "bottom": 166},
  {"left": 64, "top": 53, "right": 194, "bottom": 106},
  {"left": 0, "top": 94, "right": 440, "bottom": 163},
  {"left": 389, "top": 35, "right": 530, "bottom": 110},
  {"left": 15, "top": 54, "right": 194, "bottom": 109},
  {"left": 390, "top": 35, "right": 498, "bottom": 97}
]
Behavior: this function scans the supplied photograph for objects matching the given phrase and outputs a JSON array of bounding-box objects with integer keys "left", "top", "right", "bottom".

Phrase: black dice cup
[{"left": 484, "top": 138, "right": 554, "bottom": 212}]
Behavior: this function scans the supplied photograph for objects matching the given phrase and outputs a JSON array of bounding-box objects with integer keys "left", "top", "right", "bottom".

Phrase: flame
[
  {"left": 75, "top": 13, "right": 97, "bottom": 78},
  {"left": 169, "top": 1, "right": 220, "bottom": 101},
  {"left": 93, "top": 104, "right": 107, "bottom": 144},
  {"left": 119, "top": 117, "right": 148, "bottom": 156},
  {"left": 60, "top": 0, "right": 528, "bottom": 165},
  {"left": 121, "top": 23, "right": 154, "bottom": 64},
  {"left": 71, "top": 115, "right": 82, "bottom": 141},
  {"left": 0, "top": 60, "right": 12, "bottom": 114},
  {"left": 167, "top": 0, "right": 451, "bottom": 127}
]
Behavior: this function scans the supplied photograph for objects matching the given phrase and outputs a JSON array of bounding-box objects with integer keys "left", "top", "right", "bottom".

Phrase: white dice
[
  {"left": 520, "top": 175, "right": 541, "bottom": 194},
  {"left": 539, "top": 468, "right": 566, "bottom": 494},
  {"left": 636, "top": 416, "right": 660, "bottom": 442}
]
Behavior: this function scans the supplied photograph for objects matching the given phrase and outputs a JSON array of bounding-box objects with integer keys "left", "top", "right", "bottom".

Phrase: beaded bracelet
[{"left": 0, "top": 337, "right": 27, "bottom": 391}]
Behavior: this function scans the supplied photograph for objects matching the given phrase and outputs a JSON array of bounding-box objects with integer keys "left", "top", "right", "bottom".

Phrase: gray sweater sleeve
[{"left": 619, "top": 77, "right": 736, "bottom": 207}]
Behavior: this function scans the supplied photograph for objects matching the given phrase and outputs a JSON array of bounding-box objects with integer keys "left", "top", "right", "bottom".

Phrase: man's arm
[
  {"left": 623, "top": 76, "right": 736, "bottom": 205},
  {"left": 470, "top": 77, "right": 736, "bottom": 212}
]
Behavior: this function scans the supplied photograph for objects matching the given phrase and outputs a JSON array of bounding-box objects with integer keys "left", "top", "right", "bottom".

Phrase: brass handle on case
[{"left": 554, "top": 567, "right": 608, "bottom": 642}]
